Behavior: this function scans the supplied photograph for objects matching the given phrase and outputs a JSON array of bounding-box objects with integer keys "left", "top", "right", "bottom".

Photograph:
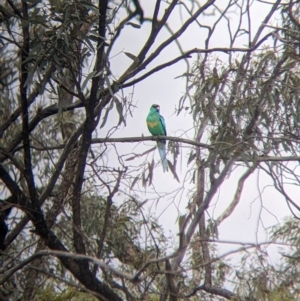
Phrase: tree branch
[
  {"left": 122, "top": 32, "right": 275, "bottom": 89},
  {"left": 185, "top": 284, "right": 235, "bottom": 300},
  {"left": 13, "top": 135, "right": 300, "bottom": 163},
  {"left": 216, "top": 162, "right": 258, "bottom": 226}
]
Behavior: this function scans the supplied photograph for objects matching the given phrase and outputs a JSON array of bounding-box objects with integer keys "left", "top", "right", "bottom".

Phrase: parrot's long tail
[{"left": 157, "top": 143, "right": 168, "bottom": 172}]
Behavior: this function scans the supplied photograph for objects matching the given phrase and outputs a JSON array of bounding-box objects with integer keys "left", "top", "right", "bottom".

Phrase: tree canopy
[{"left": 1, "top": 0, "right": 300, "bottom": 300}]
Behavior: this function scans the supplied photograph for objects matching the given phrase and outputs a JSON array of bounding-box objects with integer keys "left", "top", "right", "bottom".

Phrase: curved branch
[
  {"left": 122, "top": 32, "right": 275, "bottom": 89},
  {"left": 216, "top": 162, "right": 258, "bottom": 226},
  {"left": 0, "top": 250, "right": 134, "bottom": 285},
  {"left": 185, "top": 284, "right": 235, "bottom": 300}
]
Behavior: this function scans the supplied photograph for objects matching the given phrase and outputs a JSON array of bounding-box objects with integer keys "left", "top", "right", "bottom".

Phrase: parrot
[{"left": 146, "top": 104, "right": 168, "bottom": 172}]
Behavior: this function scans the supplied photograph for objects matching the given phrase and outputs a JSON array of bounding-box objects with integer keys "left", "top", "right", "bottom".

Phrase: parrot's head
[{"left": 151, "top": 104, "right": 160, "bottom": 112}]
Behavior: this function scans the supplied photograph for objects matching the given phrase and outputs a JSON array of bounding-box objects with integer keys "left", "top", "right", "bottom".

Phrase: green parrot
[{"left": 146, "top": 104, "right": 168, "bottom": 172}]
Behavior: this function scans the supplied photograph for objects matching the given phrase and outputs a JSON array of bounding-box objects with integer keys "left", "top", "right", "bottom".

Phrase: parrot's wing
[{"left": 159, "top": 115, "right": 167, "bottom": 136}]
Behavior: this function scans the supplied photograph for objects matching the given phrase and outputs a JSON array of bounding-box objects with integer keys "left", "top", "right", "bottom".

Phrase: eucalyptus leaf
[{"left": 124, "top": 52, "right": 139, "bottom": 62}]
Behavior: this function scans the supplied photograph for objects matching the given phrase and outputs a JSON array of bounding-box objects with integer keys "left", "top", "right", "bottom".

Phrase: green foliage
[
  {"left": 35, "top": 286, "right": 98, "bottom": 301},
  {"left": 182, "top": 50, "right": 300, "bottom": 165}
]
